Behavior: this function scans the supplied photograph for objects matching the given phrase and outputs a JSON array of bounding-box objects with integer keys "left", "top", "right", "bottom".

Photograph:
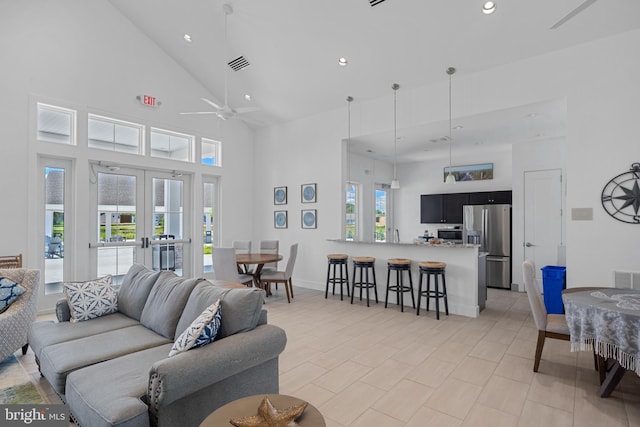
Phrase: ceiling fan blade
[
  {"left": 179, "top": 111, "right": 218, "bottom": 115},
  {"left": 234, "top": 107, "right": 260, "bottom": 114},
  {"left": 550, "top": 0, "right": 599, "bottom": 30},
  {"left": 200, "top": 97, "right": 224, "bottom": 110}
]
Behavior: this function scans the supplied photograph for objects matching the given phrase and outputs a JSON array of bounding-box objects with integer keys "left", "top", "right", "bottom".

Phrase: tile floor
[{"left": 15, "top": 286, "right": 640, "bottom": 426}]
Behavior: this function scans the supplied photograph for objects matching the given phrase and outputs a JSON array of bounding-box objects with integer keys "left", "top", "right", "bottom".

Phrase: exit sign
[{"left": 136, "top": 95, "right": 161, "bottom": 108}]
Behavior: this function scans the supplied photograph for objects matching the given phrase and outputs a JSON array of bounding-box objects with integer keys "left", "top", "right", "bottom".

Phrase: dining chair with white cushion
[
  {"left": 212, "top": 247, "right": 253, "bottom": 287},
  {"left": 233, "top": 240, "right": 252, "bottom": 273},
  {"left": 261, "top": 243, "right": 298, "bottom": 303},
  {"left": 259, "top": 240, "right": 279, "bottom": 273},
  {"left": 523, "top": 259, "right": 570, "bottom": 372}
]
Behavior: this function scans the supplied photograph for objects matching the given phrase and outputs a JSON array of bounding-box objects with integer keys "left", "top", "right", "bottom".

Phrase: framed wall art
[
  {"left": 274, "top": 186, "right": 287, "bottom": 205},
  {"left": 301, "top": 209, "right": 317, "bottom": 229},
  {"left": 443, "top": 163, "right": 493, "bottom": 182},
  {"left": 301, "top": 183, "right": 317, "bottom": 203},
  {"left": 274, "top": 211, "right": 288, "bottom": 229}
]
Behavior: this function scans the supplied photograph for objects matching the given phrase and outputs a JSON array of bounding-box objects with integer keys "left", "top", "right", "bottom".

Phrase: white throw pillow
[
  {"left": 63, "top": 275, "right": 117, "bottom": 322},
  {"left": 169, "top": 299, "right": 222, "bottom": 357}
]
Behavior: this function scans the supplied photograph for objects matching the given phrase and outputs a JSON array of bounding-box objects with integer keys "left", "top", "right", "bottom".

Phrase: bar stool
[
  {"left": 385, "top": 258, "right": 415, "bottom": 312},
  {"left": 325, "top": 254, "right": 350, "bottom": 300},
  {"left": 417, "top": 261, "right": 448, "bottom": 320},
  {"left": 351, "top": 257, "right": 378, "bottom": 307}
]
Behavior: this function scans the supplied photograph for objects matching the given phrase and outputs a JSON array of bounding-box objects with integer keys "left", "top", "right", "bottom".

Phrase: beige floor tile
[
  {"left": 505, "top": 338, "right": 537, "bottom": 360},
  {"left": 431, "top": 341, "right": 474, "bottom": 365},
  {"left": 391, "top": 342, "right": 437, "bottom": 366},
  {"left": 477, "top": 375, "right": 530, "bottom": 416},
  {"left": 405, "top": 406, "right": 463, "bottom": 427},
  {"left": 360, "top": 357, "right": 415, "bottom": 391},
  {"left": 425, "top": 377, "right": 483, "bottom": 419},
  {"left": 409, "top": 355, "right": 457, "bottom": 388},
  {"left": 372, "top": 379, "right": 434, "bottom": 422},
  {"left": 313, "top": 360, "right": 371, "bottom": 393},
  {"left": 350, "top": 408, "right": 405, "bottom": 427},
  {"left": 526, "top": 367, "right": 576, "bottom": 413},
  {"left": 350, "top": 342, "right": 398, "bottom": 368},
  {"left": 292, "top": 383, "right": 336, "bottom": 408},
  {"left": 573, "top": 381, "right": 630, "bottom": 427},
  {"left": 483, "top": 326, "right": 518, "bottom": 346},
  {"left": 461, "top": 403, "right": 518, "bottom": 427},
  {"left": 319, "top": 381, "right": 386, "bottom": 426},
  {"left": 450, "top": 356, "right": 498, "bottom": 387},
  {"left": 495, "top": 354, "right": 535, "bottom": 384},
  {"left": 278, "top": 362, "right": 328, "bottom": 395},
  {"left": 517, "top": 400, "right": 573, "bottom": 427},
  {"left": 468, "top": 339, "right": 509, "bottom": 363}
]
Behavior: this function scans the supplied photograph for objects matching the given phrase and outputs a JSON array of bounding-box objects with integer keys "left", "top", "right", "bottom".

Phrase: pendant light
[
  {"left": 390, "top": 83, "right": 400, "bottom": 189},
  {"left": 346, "top": 95, "right": 353, "bottom": 189},
  {"left": 445, "top": 67, "right": 456, "bottom": 185}
]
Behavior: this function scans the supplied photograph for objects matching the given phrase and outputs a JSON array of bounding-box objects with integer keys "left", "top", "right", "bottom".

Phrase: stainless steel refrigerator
[{"left": 463, "top": 204, "right": 511, "bottom": 289}]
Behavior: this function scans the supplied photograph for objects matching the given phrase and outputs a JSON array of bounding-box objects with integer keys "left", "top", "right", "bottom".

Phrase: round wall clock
[{"left": 601, "top": 162, "right": 640, "bottom": 224}]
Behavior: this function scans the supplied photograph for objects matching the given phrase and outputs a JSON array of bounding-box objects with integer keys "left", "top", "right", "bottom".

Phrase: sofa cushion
[
  {"left": 38, "top": 325, "right": 172, "bottom": 394},
  {"left": 29, "top": 313, "right": 139, "bottom": 360},
  {"left": 117, "top": 264, "right": 164, "bottom": 321},
  {"left": 64, "top": 275, "right": 117, "bottom": 322},
  {"left": 66, "top": 344, "right": 173, "bottom": 427},
  {"left": 169, "top": 299, "right": 222, "bottom": 357},
  {"left": 0, "top": 276, "right": 26, "bottom": 314},
  {"left": 140, "top": 276, "right": 204, "bottom": 339},
  {"left": 174, "top": 282, "right": 264, "bottom": 340}
]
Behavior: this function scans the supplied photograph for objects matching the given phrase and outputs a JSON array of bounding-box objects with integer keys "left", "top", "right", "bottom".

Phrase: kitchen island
[{"left": 327, "top": 239, "right": 481, "bottom": 318}]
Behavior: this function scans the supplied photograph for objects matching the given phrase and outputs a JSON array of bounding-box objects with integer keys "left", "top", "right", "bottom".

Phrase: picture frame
[
  {"left": 443, "top": 163, "right": 493, "bottom": 182},
  {"left": 301, "top": 209, "right": 317, "bottom": 229},
  {"left": 301, "top": 183, "right": 317, "bottom": 203},
  {"left": 274, "top": 186, "right": 287, "bottom": 205},
  {"left": 274, "top": 211, "right": 288, "bottom": 229}
]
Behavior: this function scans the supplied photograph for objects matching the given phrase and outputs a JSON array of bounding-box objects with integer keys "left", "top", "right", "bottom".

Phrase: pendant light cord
[
  {"left": 393, "top": 88, "right": 397, "bottom": 180},
  {"left": 448, "top": 71, "right": 452, "bottom": 170}
]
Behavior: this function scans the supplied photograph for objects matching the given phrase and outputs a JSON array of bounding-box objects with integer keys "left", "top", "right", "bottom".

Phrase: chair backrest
[
  {"left": 232, "top": 240, "right": 251, "bottom": 255},
  {"left": 523, "top": 259, "right": 547, "bottom": 331},
  {"left": 259, "top": 240, "right": 279, "bottom": 270},
  {"left": 0, "top": 254, "right": 22, "bottom": 269},
  {"left": 212, "top": 247, "right": 242, "bottom": 282},
  {"left": 284, "top": 243, "right": 298, "bottom": 279}
]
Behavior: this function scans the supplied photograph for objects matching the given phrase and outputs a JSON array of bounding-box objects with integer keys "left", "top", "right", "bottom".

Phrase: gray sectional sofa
[{"left": 28, "top": 264, "right": 287, "bottom": 427}]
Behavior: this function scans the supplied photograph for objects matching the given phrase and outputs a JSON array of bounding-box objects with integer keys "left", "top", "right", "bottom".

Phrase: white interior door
[{"left": 524, "top": 169, "right": 563, "bottom": 281}]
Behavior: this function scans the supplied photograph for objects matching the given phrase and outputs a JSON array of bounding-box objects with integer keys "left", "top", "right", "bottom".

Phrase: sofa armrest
[
  {"left": 148, "top": 324, "right": 286, "bottom": 409},
  {"left": 55, "top": 298, "right": 71, "bottom": 322}
]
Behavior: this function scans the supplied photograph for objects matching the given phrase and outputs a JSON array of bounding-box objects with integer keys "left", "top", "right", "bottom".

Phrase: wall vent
[
  {"left": 228, "top": 56, "right": 251, "bottom": 72},
  {"left": 613, "top": 270, "right": 640, "bottom": 289},
  {"left": 369, "top": 0, "right": 387, "bottom": 7}
]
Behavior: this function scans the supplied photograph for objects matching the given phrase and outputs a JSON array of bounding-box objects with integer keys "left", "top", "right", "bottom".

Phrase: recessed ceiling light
[
  {"left": 183, "top": 34, "right": 192, "bottom": 43},
  {"left": 338, "top": 57, "right": 348, "bottom": 67},
  {"left": 482, "top": 2, "right": 497, "bottom": 15},
  {"left": 244, "top": 94, "right": 252, "bottom": 101},
  {"left": 453, "top": 125, "right": 464, "bottom": 130},
  {"left": 526, "top": 113, "right": 538, "bottom": 118}
]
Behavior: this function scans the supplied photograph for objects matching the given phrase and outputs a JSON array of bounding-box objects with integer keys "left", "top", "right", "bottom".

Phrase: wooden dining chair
[
  {"left": 261, "top": 243, "right": 298, "bottom": 303},
  {"left": 233, "top": 240, "right": 252, "bottom": 273},
  {"left": 212, "top": 247, "right": 253, "bottom": 287},
  {"left": 523, "top": 259, "right": 570, "bottom": 372},
  {"left": 0, "top": 254, "right": 22, "bottom": 269}
]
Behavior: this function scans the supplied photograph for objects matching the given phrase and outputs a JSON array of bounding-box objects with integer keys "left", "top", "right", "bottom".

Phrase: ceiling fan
[
  {"left": 550, "top": 0, "right": 599, "bottom": 30},
  {"left": 180, "top": 4, "right": 259, "bottom": 121}
]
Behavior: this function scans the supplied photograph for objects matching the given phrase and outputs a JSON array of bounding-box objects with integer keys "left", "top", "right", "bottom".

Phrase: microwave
[{"left": 437, "top": 229, "right": 462, "bottom": 241}]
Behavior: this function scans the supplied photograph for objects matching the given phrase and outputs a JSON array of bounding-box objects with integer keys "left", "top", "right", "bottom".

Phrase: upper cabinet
[
  {"left": 420, "top": 193, "right": 469, "bottom": 224},
  {"left": 467, "top": 191, "right": 512, "bottom": 205}
]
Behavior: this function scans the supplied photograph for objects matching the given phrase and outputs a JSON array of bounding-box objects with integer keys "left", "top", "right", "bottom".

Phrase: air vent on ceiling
[
  {"left": 228, "top": 56, "right": 251, "bottom": 72},
  {"left": 369, "top": 0, "right": 387, "bottom": 7}
]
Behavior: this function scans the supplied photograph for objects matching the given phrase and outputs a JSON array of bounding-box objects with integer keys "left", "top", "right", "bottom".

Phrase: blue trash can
[{"left": 541, "top": 266, "right": 566, "bottom": 314}]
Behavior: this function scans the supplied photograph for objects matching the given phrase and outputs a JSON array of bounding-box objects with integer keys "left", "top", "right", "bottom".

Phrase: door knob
[{"left": 525, "top": 242, "right": 535, "bottom": 247}]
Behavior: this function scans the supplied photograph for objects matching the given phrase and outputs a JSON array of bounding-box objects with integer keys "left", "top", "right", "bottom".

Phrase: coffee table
[{"left": 199, "top": 394, "right": 325, "bottom": 427}]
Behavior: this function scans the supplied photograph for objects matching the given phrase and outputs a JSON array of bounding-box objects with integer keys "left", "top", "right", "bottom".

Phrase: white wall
[
  {"left": 255, "top": 29, "right": 640, "bottom": 291},
  {"left": 0, "top": 1, "right": 254, "bottom": 280}
]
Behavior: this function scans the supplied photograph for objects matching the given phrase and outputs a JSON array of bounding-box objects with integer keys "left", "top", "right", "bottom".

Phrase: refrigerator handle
[{"left": 482, "top": 208, "right": 488, "bottom": 250}]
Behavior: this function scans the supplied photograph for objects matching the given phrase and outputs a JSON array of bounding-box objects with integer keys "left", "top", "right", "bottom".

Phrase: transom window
[
  {"left": 150, "top": 128, "right": 193, "bottom": 162},
  {"left": 88, "top": 114, "right": 144, "bottom": 154},
  {"left": 201, "top": 138, "right": 221, "bottom": 166},
  {"left": 37, "top": 103, "right": 76, "bottom": 145}
]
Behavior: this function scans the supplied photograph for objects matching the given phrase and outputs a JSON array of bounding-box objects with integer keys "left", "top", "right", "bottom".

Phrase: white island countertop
[{"left": 327, "top": 239, "right": 480, "bottom": 318}]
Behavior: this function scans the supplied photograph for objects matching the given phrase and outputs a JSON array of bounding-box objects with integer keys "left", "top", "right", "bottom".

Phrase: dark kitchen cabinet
[
  {"left": 468, "top": 190, "right": 512, "bottom": 205},
  {"left": 420, "top": 193, "right": 469, "bottom": 224}
]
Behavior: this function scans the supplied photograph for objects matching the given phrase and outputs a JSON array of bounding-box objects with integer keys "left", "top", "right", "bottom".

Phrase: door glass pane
[
  {"left": 44, "top": 167, "right": 65, "bottom": 294},
  {"left": 151, "top": 178, "right": 183, "bottom": 275},
  {"left": 375, "top": 188, "right": 388, "bottom": 242},
  {"left": 97, "top": 173, "right": 137, "bottom": 280},
  {"left": 345, "top": 182, "right": 357, "bottom": 240},
  {"left": 203, "top": 181, "right": 216, "bottom": 273}
]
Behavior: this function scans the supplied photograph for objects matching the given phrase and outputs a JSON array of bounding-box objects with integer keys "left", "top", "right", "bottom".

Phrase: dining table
[
  {"left": 236, "top": 253, "right": 283, "bottom": 296},
  {"left": 562, "top": 287, "right": 640, "bottom": 397}
]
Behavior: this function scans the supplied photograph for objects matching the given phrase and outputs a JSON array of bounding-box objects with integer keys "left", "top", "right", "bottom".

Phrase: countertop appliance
[
  {"left": 463, "top": 204, "right": 511, "bottom": 289},
  {"left": 437, "top": 228, "right": 462, "bottom": 242}
]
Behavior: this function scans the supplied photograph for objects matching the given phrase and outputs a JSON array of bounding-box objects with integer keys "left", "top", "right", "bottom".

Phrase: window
[
  {"left": 150, "top": 128, "right": 193, "bottom": 162},
  {"left": 345, "top": 182, "right": 359, "bottom": 241},
  {"left": 201, "top": 138, "right": 221, "bottom": 166},
  {"left": 44, "top": 166, "right": 66, "bottom": 294},
  {"left": 37, "top": 103, "right": 76, "bottom": 145},
  {"left": 88, "top": 114, "right": 144, "bottom": 154},
  {"left": 374, "top": 184, "right": 389, "bottom": 242},
  {"left": 202, "top": 179, "right": 218, "bottom": 274}
]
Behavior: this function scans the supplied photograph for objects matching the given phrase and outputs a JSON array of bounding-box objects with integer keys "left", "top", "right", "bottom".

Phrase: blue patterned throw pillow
[
  {"left": 0, "top": 277, "right": 26, "bottom": 314},
  {"left": 63, "top": 275, "right": 117, "bottom": 322},
  {"left": 169, "top": 299, "right": 222, "bottom": 357}
]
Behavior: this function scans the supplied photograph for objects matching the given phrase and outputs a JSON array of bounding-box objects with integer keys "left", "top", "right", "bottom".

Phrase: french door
[{"left": 89, "top": 165, "right": 191, "bottom": 282}]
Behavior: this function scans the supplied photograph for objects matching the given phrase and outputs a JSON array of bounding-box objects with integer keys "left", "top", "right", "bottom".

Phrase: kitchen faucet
[{"left": 394, "top": 229, "right": 400, "bottom": 243}]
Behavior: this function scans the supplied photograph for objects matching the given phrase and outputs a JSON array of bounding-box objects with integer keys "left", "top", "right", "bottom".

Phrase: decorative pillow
[
  {"left": 63, "top": 275, "right": 117, "bottom": 322},
  {"left": 169, "top": 299, "right": 222, "bottom": 357},
  {"left": 0, "top": 277, "right": 26, "bottom": 314}
]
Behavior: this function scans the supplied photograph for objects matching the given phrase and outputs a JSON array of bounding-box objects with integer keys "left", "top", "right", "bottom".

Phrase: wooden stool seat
[
  {"left": 388, "top": 258, "right": 411, "bottom": 266},
  {"left": 418, "top": 261, "right": 446, "bottom": 269},
  {"left": 353, "top": 256, "right": 375, "bottom": 263},
  {"left": 327, "top": 253, "right": 348, "bottom": 260}
]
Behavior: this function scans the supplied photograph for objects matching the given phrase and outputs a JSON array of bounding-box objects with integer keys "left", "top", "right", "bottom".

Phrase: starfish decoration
[
  {"left": 614, "top": 180, "right": 640, "bottom": 214},
  {"left": 229, "top": 397, "right": 308, "bottom": 427}
]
